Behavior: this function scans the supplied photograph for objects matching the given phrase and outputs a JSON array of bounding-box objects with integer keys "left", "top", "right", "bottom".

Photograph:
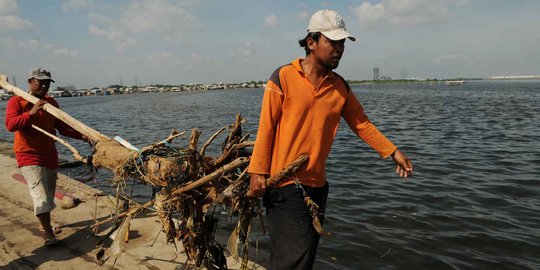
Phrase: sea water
[{"left": 1, "top": 80, "right": 538, "bottom": 269}]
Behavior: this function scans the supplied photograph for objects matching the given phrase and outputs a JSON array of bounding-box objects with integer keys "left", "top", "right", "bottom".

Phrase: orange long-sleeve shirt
[{"left": 248, "top": 58, "right": 397, "bottom": 188}]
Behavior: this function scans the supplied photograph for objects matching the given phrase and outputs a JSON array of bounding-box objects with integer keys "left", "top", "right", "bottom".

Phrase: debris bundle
[{"left": 92, "top": 114, "right": 262, "bottom": 268}]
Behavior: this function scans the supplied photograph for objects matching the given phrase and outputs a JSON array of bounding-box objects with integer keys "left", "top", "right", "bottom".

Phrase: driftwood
[
  {"left": 266, "top": 154, "right": 309, "bottom": 187},
  {"left": 0, "top": 75, "right": 108, "bottom": 142},
  {"left": 172, "top": 157, "right": 249, "bottom": 196},
  {"left": 30, "top": 124, "right": 87, "bottom": 163}
]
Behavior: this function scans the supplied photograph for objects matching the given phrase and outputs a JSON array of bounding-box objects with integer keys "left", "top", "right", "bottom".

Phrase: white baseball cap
[{"left": 307, "top": 9, "right": 356, "bottom": 41}]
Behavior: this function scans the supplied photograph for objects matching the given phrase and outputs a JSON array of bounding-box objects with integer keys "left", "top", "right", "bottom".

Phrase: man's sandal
[
  {"left": 39, "top": 226, "right": 62, "bottom": 234},
  {"left": 44, "top": 237, "right": 58, "bottom": 246}
]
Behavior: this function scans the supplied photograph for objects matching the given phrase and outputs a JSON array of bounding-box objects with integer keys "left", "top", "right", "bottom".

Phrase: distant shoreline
[{"left": 349, "top": 78, "right": 540, "bottom": 85}]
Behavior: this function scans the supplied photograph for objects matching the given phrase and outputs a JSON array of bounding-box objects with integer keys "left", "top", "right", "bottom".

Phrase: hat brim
[
  {"left": 30, "top": 76, "right": 55, "bottom": 83},
  {"left": 321, "top": 29, "right": 356, "bottom": 41}
]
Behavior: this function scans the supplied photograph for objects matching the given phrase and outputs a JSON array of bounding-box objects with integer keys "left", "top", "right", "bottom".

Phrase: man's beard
[{"left": 322, "top": 60, "right": 339, "bottom": 70}]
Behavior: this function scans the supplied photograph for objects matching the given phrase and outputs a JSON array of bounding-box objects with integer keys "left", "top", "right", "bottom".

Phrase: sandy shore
[{"left": 0, "top": 142, "right": 264, "bottom": 269}]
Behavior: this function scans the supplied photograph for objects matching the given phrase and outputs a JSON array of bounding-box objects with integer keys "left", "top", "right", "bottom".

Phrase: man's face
[
  {"left": 29, "top": 78, "right": 51, "bottom": 98},
  {"left": 310, "top": 34, "right": 346, "bottom": 70}
]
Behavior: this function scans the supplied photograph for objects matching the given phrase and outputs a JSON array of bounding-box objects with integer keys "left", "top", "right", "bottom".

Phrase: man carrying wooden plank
[{"left": 4, "top": 68, "right": 90, "bottom": 246}]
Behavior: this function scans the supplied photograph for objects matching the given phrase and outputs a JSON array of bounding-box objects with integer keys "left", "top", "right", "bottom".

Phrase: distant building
[
  {"left": 50, "top": 90, "right": 73, "bottom": 97},
  {"left": 59, "top": 85, "right": 76, "bottom": 92},
  {"left": 490, "top": 75, "right": 540, "bottom": 80},
  {"left": 89, "top": 87, "right": 103, "bottom": 95},
  {"left": 373, "top": 67, "right": 380, "bottom": 81}
]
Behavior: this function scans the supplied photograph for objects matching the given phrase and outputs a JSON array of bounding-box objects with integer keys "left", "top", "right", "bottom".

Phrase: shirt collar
[{"left": 292, "top": 58, "right": 336, "bottom": 79}]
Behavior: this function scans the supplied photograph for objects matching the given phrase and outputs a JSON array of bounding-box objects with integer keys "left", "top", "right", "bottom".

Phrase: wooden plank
[{"left": 0, "top": 74, "right": 109, "bottom": 142}]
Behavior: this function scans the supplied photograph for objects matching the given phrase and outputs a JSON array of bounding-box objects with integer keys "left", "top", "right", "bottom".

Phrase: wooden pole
[
  {"left": 265, "top": 154, "right": 309, "bottom": 187},
  {"left": 31, "top": 124, "right": 87, "bottom": 163},
  {"left": 0, "top": 74, "right": 109, "bottom": 142},
  {"left": 172, "top": 156, "right": 250, "bottom": 196}
]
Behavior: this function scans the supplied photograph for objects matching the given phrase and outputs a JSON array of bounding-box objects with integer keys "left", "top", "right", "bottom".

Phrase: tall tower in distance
[{"left": 373, "top": 67, "right": 380, "bottom": 81}]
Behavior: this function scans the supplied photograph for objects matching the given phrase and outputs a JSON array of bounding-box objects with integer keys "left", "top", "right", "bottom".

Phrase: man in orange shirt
[
  {"left": 5, "top": 68, "right": 89, "bottom": 246},
  {"left": 248, "top": 10, "right": 413, "bottom": 269}
]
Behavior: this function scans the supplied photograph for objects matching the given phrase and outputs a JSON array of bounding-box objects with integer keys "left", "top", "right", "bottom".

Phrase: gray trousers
[{"left": 263, "top": 182, "right": 329, "bottom": 270}]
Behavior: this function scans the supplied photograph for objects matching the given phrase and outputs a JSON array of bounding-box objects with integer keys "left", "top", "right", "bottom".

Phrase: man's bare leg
[{"left": 37, "top": 212, "right": 54, "bottom": 240}]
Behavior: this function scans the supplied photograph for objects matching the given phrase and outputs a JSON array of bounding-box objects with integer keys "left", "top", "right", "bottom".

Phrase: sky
[{"left": 1, "top": 0, "right": 540, "bottom": 89}]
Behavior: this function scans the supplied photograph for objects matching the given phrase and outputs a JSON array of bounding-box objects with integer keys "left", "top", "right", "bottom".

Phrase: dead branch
[
  {"left": 172, "top": 157, "right": 250, "bottom": 197},
  {"left": 140, "top": 129, "right": 185, "bottom": 153},
  {"left": 31, "top": 124, "right": 87, "bottom": 163},
  {"left": 92, "top": 199, "right": 155, "bottom": 232},
  {"left": 189, "top": 128, "right": 201, "bottom": 152},
  {"left": 200, "top": 127, "right": 226, "bottom": 156},
  {"left": 266, "top": 154, "right": 309, "bottom": 187}
]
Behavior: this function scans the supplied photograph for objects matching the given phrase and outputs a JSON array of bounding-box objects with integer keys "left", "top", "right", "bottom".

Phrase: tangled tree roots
[{"left": 92, "top": 114, "right": 264, "bottom": 268}]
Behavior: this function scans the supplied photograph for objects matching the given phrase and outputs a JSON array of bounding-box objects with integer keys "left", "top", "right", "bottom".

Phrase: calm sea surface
[{"left": 1, "top": 81, "right": 539, "bottom": 269}]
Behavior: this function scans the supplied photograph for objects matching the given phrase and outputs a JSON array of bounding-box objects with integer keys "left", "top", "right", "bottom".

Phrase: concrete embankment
[{"left": 0, "top": 142, "right": 264, "bottom": 269}]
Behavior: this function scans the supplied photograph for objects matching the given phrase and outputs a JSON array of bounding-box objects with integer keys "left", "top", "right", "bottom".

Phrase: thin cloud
[
  {"left": 121, "top": 0, "right": 200, "bottom": 36},
  {"left": 89, "top": 24, "right": 137, "bottom": 52},
  {"left": 265, "top": 14, "right": 278, "bottom": 27},
  {"left": 145, "top": 52, "right": 183, "bottom": 66},
  {"left": 297, "top": 3, "right": 311, "bottom": 19},
  {"left": 227, "top": 42, "right": 259, "bottom": 61},
  {"left": 456, "top": 0, "right": 471, "bottom": 6},
  {"left": 2, "top": 36, "right": 79, "bottom": 57},
  {"left": 87, "top": 0, "right": 201, "bottom": 50},
  {"left": 17, "top": 39, "right": 40, "bottom": 50},
  {"left": 352, "top": 0, "right": 467, "bottom": 29},
  {"left": 190, "top": 53, "right": 210, "bottom": 63},
  {"left": 62, "top": 0, "right": 95, "bottom": 12},
  {"left": 0, "top": 0, "right": 17, "bottom": 13},
  {"left": 88, "top": 12, "right": 113, "bottom": 24},
  {"left": 0, "top": 0, "right": 35, "bottom": 30},
  {"left": 297, "top": 11, "right": 309, "bottom": 19},
  {"left": 433, "top": 53, "right": 469, "bottom": 64},
  {"left": 51, "top": 47, "right": 80, "bottom": 57}
]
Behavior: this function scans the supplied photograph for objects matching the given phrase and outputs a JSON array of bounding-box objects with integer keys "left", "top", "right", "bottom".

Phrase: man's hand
[
  {"left": 29, "top": 100, "right": 47, "bottom": 116},
  {"left": 247, "top": 173, "right": 267, "bottom": 198},
  {"left": 391, "top": 149, "right": 413, "bottom": 178}
]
